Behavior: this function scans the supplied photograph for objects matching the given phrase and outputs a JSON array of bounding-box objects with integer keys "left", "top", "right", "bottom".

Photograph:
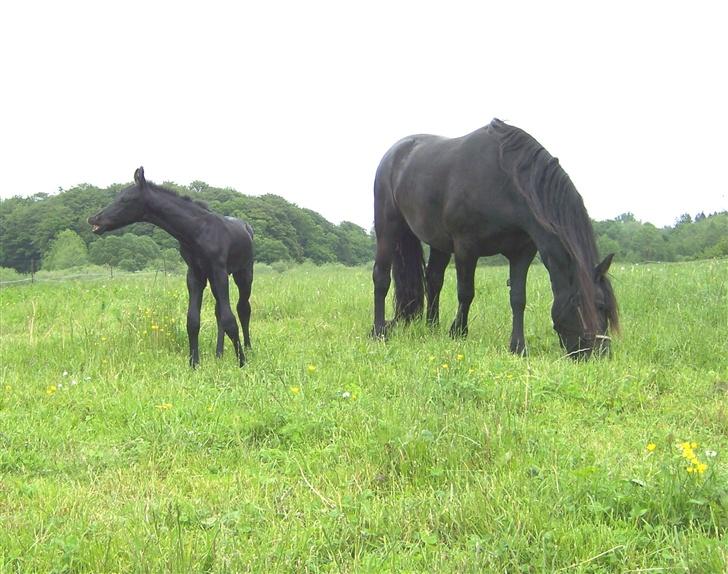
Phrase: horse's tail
[
  {"left": 244, "top": 221, "right": 254, "bottom": 238},
  {"left": 392, "top": 228, "right": 425, "bottom": 322}
]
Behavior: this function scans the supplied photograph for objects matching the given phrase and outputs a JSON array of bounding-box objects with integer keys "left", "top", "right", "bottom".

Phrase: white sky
[{"left": 1, "top": 1, "right": 726, "bottom": 230}]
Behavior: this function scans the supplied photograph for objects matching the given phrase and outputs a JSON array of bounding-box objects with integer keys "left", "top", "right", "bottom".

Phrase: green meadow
[{"left": 1, "top": 260, "right": 727, "bottom": 572}]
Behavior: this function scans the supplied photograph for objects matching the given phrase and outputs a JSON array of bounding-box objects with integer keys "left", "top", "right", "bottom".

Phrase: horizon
[
  {"left": 3, "top": 176, "right": 724, "bottom": 232},
  {"left": 1, "top": 2, "right": 726, "bottom": 230}
]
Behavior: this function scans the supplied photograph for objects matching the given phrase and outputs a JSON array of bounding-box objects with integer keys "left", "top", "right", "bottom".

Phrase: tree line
[
  {"left": 0, "top": 182, "right": 375, "bottom": 273},
  {"left": 0, "top": 181, "right": 726, "bottom": 274}
]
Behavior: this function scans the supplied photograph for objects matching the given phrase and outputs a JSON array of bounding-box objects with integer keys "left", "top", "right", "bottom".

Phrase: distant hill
[{"left": 0, "top": 181, "right": 726, "bottom": 274}]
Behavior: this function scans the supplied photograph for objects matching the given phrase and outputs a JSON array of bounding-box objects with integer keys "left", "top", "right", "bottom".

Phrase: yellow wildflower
[
  {"left": 696, "top": 462, "right": 708, "bottom": 474},
  {"left": 290, "top": 386, "right": 301, "bottom": 395},
  {"left": 456, "top": 354, "right": 464, "bottom": 361},
  {"left": 646, "top": 443, "right": 656, "bottom": 452},
  {"left": 307, "top": 365, "right": 316, "bottom": 373},
  {"left": 441, "top": 363, "right": 449, "bottom": 369},
  {"left": 155, "top": 402, "right": 172, "bottom": 410},
  {"left": 46, "top": 385, "right": 57, "bottom": 395}
]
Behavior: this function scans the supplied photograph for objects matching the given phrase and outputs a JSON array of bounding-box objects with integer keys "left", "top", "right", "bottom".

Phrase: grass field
[{"left": 1, "top": 259, "right": 727, "bottom": 572}]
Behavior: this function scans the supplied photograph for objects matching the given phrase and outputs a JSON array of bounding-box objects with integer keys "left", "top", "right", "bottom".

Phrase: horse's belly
[{"left": 401, "top": 213, "right": 453, "bottom": 253}]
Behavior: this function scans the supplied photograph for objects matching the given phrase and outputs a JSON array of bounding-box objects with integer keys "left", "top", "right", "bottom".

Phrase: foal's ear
[
  {"left": 594, "top": 253, "right": 614, "bottom": 279},
  {"left": 134, "top": 166, "right": 146, "bottom": 185}
]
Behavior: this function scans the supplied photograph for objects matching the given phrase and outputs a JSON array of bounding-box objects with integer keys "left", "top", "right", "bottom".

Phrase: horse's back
[{"left": 376, "top": 124, "right": 518, "bottom": 252}]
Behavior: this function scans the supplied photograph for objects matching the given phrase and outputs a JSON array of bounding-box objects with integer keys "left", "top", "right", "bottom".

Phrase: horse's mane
[
  {"left": 148, "top": 181, "right": 210, "bottom": 211},
  {"left": 490, "top": 118, "right": 618, "bottom": 333}
]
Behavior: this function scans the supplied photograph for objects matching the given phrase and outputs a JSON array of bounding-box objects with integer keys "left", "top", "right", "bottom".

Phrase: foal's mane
[
  {"left": 148, "top": 181, "right": 210, "bottom": 211},
  {"left": 490, "top": 118, "right": 618, "bottom": 333}
]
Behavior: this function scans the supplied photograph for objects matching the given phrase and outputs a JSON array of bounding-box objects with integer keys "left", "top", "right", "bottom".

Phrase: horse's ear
[
  {"left": 134, "top": 166, "right": 146, "bottom": 185},
  {"left": 594, "top": 253, "right": 614, "bottom": 279}
]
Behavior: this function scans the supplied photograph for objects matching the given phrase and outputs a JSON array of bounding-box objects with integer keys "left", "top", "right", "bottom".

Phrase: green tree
[
  {"left": 42, "top": 230, "right": 89, "bottom": 270},
  {"left": 89, "top": 234, "right": 161, "bottom": 271},
  {"left": 255, "top": 237, "right": 291, "bottom": 263}
]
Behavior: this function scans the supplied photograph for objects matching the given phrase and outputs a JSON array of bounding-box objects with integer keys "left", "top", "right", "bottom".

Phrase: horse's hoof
[
  {"left": 449, "top": 325, "right": 468, "bottom": 339},
  {"left": 371, "top": 326, "right": 386, "bottom": 340},
  {"left": 371, "top": 321, "right": 393, "bottom": 339}
]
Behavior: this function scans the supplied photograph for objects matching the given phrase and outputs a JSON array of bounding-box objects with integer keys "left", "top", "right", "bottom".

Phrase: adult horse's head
[
  {"left": 552, "top": 253, "right": 619, "bottom": 359},
  {"left": 88, "top": 167, "right": 148, "bottom": 234}
]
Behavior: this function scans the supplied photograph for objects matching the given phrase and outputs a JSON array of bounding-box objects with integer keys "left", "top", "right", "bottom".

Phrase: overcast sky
[{"left": 1, "top": 1, "right": 725, "bottom": 230}]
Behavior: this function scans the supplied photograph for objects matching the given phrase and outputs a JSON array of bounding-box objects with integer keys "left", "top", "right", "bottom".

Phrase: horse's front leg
[
  {"left": 209, "top": 269, "right": 244, "bottom": 367},
  {"left": 186, "top": 269, "right": 206, "bottom": 368},
  {"left": 425, "top": 248, "right": 450, "bottom": 327},
  {"left": 449, "top": 251, "right": 477, "bottom": 338},
  {"left": 506, "top": 246, "right": 537, "bottom": 355}
]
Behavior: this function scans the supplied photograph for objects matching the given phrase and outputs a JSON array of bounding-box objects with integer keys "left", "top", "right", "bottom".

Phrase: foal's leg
[
  {"left": 214, "top": 301, "right": 224, "bottom": 358},
  {"left": 425, "top": 248, "right": 450, "bottom": 327},
  {"left": 506, "top": 246, "right": 537, "bottom": 355},
  {"left": 233, "top": 267, "right": 253, "bottom": 349},
  {"left": 186, "top": 269, "right": 206, "bottom": 368},
  {"left": 449, "top": 251, "right": 477, "bottom": 338},
  {"left": 209, "top": 268, "right": 244, "bottom": 367}
]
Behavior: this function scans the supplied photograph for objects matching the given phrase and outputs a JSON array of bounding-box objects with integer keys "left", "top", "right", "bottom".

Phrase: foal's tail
[{"left": 392, "top": 228, "right": 425, "bottom": 322}]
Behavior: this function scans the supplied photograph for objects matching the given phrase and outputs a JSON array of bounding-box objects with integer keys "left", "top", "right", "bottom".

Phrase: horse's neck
[
  {"left": 143, "top": 191, "right": 206, "bottom": 244},
  {"left": 533, "top": 232, "right": 576, "bottom": 297}
]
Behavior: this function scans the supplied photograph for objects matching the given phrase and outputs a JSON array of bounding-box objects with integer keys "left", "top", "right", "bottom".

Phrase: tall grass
[{"left": 1, "top": 260, "right": 726, "bottom": 572}]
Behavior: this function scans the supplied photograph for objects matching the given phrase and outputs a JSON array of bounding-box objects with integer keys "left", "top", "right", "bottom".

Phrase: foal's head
[
  {"left": 88, "top": 167, "right": 148, "bottom": 234},
  {"left": 552, "top": 253, "right": 619, "bottom": 359}
]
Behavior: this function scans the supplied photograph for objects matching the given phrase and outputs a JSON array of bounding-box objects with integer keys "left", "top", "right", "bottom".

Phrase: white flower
[
  {"left": 71, "top": 379, "right": 78, "bottom": 386},
  {"left": 341, "top": 391, "right": 351, "bottom": 399},
  {"left": 705, "top": 449, "right": 718, "bottom": 458},
  {"left": 62, "top": 371, "right": 68, "bottom": 377}
]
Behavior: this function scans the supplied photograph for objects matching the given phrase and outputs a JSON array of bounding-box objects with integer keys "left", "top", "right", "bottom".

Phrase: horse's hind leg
[
  {"left": 233, "top": 267, "right": 253, "bottom": 349},
  {"left": 449, "top": 250, "right": 477, "bottom": 338},
  {"left": 506, "top": 245, "right": 537, "bottom": 355},
  {"left": 372, "top": 236, "right": 394, "bottom": 338},
  {"left": 425, "top": 247, "right": 450, "bottom": 327}
]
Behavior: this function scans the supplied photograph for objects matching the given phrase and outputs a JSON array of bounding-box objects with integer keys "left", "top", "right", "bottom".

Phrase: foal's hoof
[{"left": 509, "top": 341, "right": 528, "bottom": 357}]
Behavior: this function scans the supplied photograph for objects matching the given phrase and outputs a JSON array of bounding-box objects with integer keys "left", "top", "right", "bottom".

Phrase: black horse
[
  {"left": 88, "top": 167, "right": 253, "bottom": 367},
  {"left": 372, "top": 119, "right": 618, "bottom": 358}
]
